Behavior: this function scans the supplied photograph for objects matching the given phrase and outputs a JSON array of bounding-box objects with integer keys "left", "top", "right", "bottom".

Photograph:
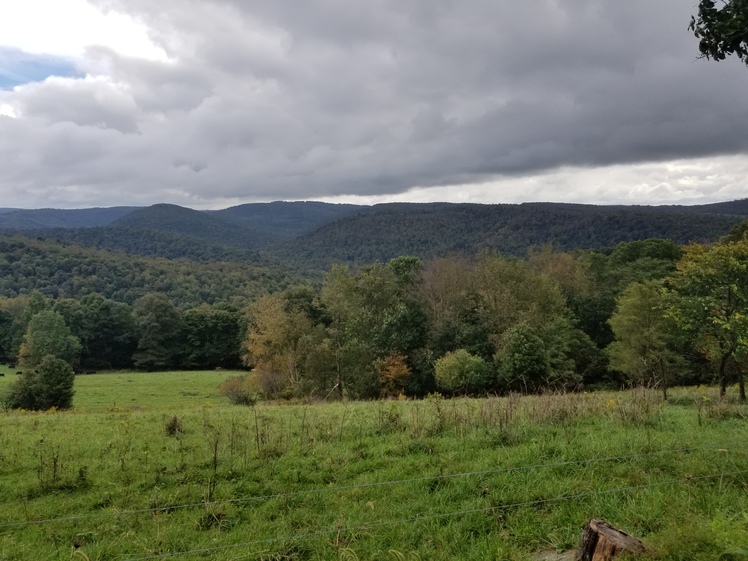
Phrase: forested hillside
[
  {"left": 0, "top": 236, "right": 295, "bottom": 307},
  {"left": 2, "top": 221, "right": 748, "bottom": 401},
  {"left": 1, "top": 201, "right": 747, "bottom": 272},
  {"left": 272, "top": 202, "right": 748, "bottom": 269},
  {"left": 20, "top": 227, "right": 264, "bottom": 263},
  {"left": 0, "top": 207, "right": 136, "bottom": 229},
  {"left": 209, "top": 200, "right": 362, "bottom": 238},
  {"left": 111, "top": 204, "right": 271, "bottom": 250}
]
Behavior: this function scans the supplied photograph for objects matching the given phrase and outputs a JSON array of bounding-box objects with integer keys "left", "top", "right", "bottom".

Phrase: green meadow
[{"left": 1, "top": 369, "right": 747, "bottom": 560}]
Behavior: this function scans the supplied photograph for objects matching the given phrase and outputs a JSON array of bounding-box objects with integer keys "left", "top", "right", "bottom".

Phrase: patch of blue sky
[{"left": 0, "top": 46, "right": 83, "bottom": 89}]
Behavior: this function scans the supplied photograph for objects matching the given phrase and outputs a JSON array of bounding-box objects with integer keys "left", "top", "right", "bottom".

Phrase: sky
[{"left": 1, "top": 0, "right": 748, "bottom": 210}]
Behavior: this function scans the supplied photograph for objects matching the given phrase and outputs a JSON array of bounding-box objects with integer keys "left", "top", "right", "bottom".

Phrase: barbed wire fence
[{"left": 1, "top": 442, "right": 746, "bottom": 560}]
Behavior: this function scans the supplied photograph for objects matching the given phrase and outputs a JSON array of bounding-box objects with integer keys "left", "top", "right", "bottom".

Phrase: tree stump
[{"left": 575, "top": 519, "right": 648, "bottom": 561}]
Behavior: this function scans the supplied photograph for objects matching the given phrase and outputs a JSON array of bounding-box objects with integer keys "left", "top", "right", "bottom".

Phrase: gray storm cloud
[{"left": 1, "top": 0, "right": 748, "bottom": 208}]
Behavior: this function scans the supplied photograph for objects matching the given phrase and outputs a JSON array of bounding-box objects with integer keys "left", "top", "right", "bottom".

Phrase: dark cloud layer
[{"left": 1, "top": 0, "right": 748, "bottom": 208}]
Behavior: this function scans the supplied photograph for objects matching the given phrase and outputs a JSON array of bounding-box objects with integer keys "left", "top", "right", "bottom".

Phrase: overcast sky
[{"left": 1, "top": 0, "right": 748, "bottom": 210}]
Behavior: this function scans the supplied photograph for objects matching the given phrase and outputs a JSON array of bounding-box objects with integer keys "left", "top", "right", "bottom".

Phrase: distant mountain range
[
  {"left": 1, "top": 199, "right": 747, "bottom": 271},
  {"left": 0, "top": 207, "right": 137, "bottom": 229}
]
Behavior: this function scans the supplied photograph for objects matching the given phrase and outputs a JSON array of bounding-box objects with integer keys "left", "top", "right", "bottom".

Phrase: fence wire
[
  {"left": 0, "top": 443, "right": 734, "bottom": 530},
  {"left": 120, "top": 469, "right": 748, "bottom": 561}
]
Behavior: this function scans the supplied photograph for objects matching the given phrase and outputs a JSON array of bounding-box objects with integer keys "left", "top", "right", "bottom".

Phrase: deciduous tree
[
  {"left": 608, "top": 281, "right": 684, "bottom": 399},
  {"left": 132, "top": 293, "right": 183, "bottom": 371},
  {"left": 668, "top": 241, "right": 748, "bottom": 399},
  {"left": 374, "top": 353, "right": 411, "bottom": 397},
  {"left": 18, "top": 310, "right": 81, "bottom": 368},
  {"left": 244, "top": 293, "right": 312, "bottom": 397},
  {"left": 690, "top": 0, "right": 748, "bottom": 66}
]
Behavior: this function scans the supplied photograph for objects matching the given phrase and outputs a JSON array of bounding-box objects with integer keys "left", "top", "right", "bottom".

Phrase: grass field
[
  {"left": 0, "top": 365, "right": 238, "bottom": 411},
  {"left": 1, "top": 370, "right": 747, "bottom": 560}
]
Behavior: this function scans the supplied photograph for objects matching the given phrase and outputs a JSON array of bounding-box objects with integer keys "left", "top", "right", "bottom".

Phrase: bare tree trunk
[{"left": 719, "top": 354, "right": 729, "bottom": 399}]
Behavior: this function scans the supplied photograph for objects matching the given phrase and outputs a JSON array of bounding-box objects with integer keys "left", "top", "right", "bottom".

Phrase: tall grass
[{"left": 0, "top": 375, "right": 746, "bottom": 560}]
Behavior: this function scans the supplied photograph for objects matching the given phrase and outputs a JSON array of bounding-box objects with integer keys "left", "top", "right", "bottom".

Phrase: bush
[
  {"left": 8, "top": 356, "right": 75, "bottom": 410},
  {"left": 434, "top": 349, "right": 490, "bottom": 395},
  {"left": 219, "top": 374, "right": 259, "bottom": 405},
  {"left": 164, "top": 415, "right": 184, "bottom": 436}
]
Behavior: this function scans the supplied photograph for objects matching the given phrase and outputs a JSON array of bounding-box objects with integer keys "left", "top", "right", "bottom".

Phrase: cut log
[{"left": 575, "top": 519, "right": 648, "bottom": 561}]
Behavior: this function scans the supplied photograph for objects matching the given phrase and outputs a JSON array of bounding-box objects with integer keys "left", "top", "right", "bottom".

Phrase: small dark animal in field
[
  {"left": 16, "top": 371, "right": 23, "bottom": 375},
  {"left": 0, "top": 372, "right": 4, "bottom": 377}
]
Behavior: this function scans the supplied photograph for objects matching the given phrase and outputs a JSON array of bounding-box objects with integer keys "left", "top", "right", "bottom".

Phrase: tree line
[
  {"left": 2, "top": 225, "right": 747, "bottom": 409},
  {"left": 240, "top": 227, "right": 748, "bottom": 401}
]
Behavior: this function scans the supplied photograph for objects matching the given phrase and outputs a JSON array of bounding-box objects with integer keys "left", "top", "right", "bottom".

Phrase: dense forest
[
  {"left": 2, "top": 200, "right": 747, "bottom": 272},
  {"left": 2, "top": 216, "right": 748, "bottom": 408},
  {"left": 273, "top": 201, "right": 748, "bottom": 268},
  {"left": 0, "top": 236, "right": 295, "bottom": 307}
]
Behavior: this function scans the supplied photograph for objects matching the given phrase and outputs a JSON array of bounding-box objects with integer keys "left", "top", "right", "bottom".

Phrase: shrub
[
  {"left": 8, "top": 355, "right": 75, "bottom": 410},
  {"left": 219, "top": 374, "right": 259, "bottom": 405},
  {"left": 433, "top": 349, "right": 489, "bottom": 395},
  {"left": 164, "top": 415, "right": 184, "bottom": 436}
]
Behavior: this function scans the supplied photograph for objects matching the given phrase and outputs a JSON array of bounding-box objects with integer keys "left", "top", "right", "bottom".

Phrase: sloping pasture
[{"left": 0, "top": 373, "right": 747, "bottom": 560}]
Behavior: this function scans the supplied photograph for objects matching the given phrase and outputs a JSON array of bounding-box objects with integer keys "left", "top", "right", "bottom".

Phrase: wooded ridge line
[{"left": 1, "top": 199, "right": 747, "bottom": 271}]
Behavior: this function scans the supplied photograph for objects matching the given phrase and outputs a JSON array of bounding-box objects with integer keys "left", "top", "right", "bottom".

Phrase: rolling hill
[
  {"left": 0, "top": 207, "right": 136, "bottom": 229},
  {"left": 268, "top": 201, "right": 748, "bottom": 268},
  {"left": 209, "top": 201, "right": 362, "bottom": 239},
  {"left": 1, "top": 199, "right": 747, "bottom": 273}
]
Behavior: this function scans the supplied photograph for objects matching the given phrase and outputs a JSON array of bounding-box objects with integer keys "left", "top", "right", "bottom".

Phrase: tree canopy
[
  {"left": 668, "top": 240, "right": 748, "bottom": 398},
  {"left": 690, "top": 0, "right": 748, "bottom": 66}
]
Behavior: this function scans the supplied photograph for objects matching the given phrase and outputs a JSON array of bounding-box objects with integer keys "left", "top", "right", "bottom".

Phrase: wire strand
[
  {"left": 121, "top": 469, "right": 748, "bottom": 561},
  {"left": 0, "top": 443, "right": 732, "bottom": 530}
]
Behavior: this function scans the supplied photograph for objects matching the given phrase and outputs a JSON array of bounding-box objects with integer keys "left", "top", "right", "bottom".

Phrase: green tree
[
  {"left": 319, "top": 265, "right": 359, "bottom": 398},
  {"left": 607, "top": 281, "right": 684, "bottom": 400},
  {"left": 9, "top": 355, "right": 76, "bottom": 410},
  {"left": 18, "top": 310, "right": 81, "bottom": 368},
  {"left": 0, "top": 308, "right": 14, "bottom": 364},
  {"left": 495, "top": 324, "right": 550, "bottom": 393},
  {"left": 183, "top": 305, "right": 242, "bottom": 369},
  {"left": 244, "top": 292, "right": 313, "bottom": 397},
  {"left": 668, "top": 241, "right": 748, "bottom": 399},
  {"left": 721, "top": 219, "right": 748, "bottom": 244},
  {"left": 77, "top": 294, "right": 137, "bottom": 369},
  {"left": 690, "top": 0, "right": 748, "bottom": 65},
  {"left": 22, "top": 291, "right": 51, "bottom": 324},
  {"left": 132, "top": 293, "right": 183, "bottom": 371},
  {"left": 473, "top": 255, "right": 569, "bottom": 352},
  {"left": 573, "top": 240, "right": 682, "bottom": 350},
  {"left": 434, "top": 349, "right": 489, "bottom": 395}
]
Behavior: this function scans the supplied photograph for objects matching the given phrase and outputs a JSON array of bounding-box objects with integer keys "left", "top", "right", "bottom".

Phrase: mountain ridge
[{"left": 1, "top": 199, "right": 746, "bottom": 272}]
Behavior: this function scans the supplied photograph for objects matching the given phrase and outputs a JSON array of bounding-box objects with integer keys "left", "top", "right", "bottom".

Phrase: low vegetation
[{"left": 0, "top": 371, "right": 746, "bottom": 560}]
